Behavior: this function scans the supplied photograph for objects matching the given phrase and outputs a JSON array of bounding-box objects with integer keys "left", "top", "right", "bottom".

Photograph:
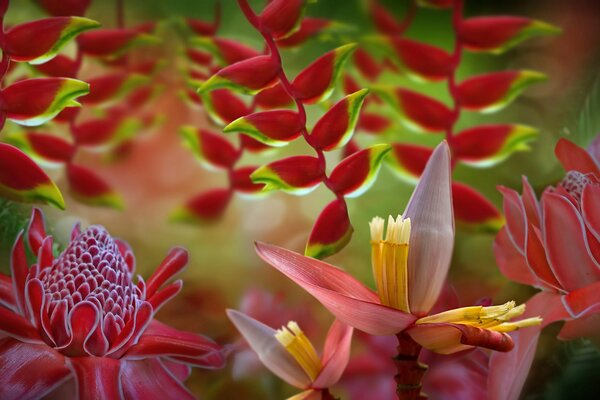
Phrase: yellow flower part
[
  {"left": 275, "top": 321, "right": 322, "bottom": 381},
  {"left": 370, "top": 215, "right": 411, "bottom": 313},
  {"left": 415, "top": 301, "right": 542, "bottom": 332}
]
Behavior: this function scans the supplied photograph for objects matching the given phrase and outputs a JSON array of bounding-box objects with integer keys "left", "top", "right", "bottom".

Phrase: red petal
[
  {"left": 453, "top": 125, "right": 535, "bottom": 164},
  {"left": 554, "top": 138, "right": 600, "bottom": 175},
  {"left": 63, "top": 301, "right": 99, "bottom": 357},
  {"left": 276, "top": 18, "right": 330, "bottom": 48},
  {"left": 231, "top": 166, "right": 266, "bottom": 194},
  {"left": 147, "top": 280, "right": 182, "bottom": 312},
  {"left": 558, "top": 313, "right": 600, "bottom": 341},
  {"left": 0, "top": 306, "right": 41, "bottom": 342},
  {"left": 145, "top": 248, "right": 188, "bottom": 299},
  {"left": 121, "top": 359, "right": 195, "bottom": 399},
  {"left": 0, "top": 339, "right": 70, "bottom": 399},
  {"left": 562, "top": 281, "right": 600, "bottom": 318},
  {"left": 224, "top": 110, "right": 303, "bottom": 145},
  {"left": 37, "top": 0, "right": 91, "bottom": 16},
  {"left": 35, "top": 54, "right": 80, "bottom": 78},
  {"left": 67, "top": 164, "right": 123, "bottom": 209},
  {"left": 255, "top": 83, "right": 294, "bottom": 109},
  {"left": 358, "top": 112, "right": 390, "bottom": 134},
  {"left": 204, "top": 89, "right": 251, "bottom": 125},
  {"left": 68, "top": 356, "right": 122, "bottom": 400},
  {"left": 497, "top": 186, "right": 526, "bottom": 252},
  {"left": 27, "top": 208, "right": 47, "bottom": 255},
  {"left": 81, "top": 73, "right": 129, "bottom": 105},
  {"left": 387, "top": 143, "right": 432, "bottom": 182},
  {"left": 305, "top": 199, "right": 353, "bottom": 259},
  {"left": 126, "top": 321, "right": 225, "bottom": 368},
  {"left": 78, "top": 28, "right": 142, "bottom": 57},
  {"left": 10, "top": 232, "right": 29, "bottom": 315},
  {"left": 390, "top": 38, "right": 451, "bottom": 81},
  {"left": 72, "top": 116, "right": 122, "bottom": 147},
  {"left": 172, "top": 189, "right": 233, "bottom": 224},
  {"left": 452, "top": 182, "right": 503, "bottom": 231},
  {"left": 525, "top": 224, "right": 562, "bottom": 290},
  {"left": 0, "top": 275, "right": 16, "bottom": 309},
  {"left": 582, "top": 184, "right": 600, "bottom": 242},
  {"left": 23, "top": 132, "right": 74, "bottom": 163},
  {"left": 180, "top": 127, "right": 239, "bottom": 169},
  {"left": 186, "top": 48, "right": 212, "bottom": 66},
  {"left": 313, "top": 320, "right": 353, "bottom": 388},
  {"left": 353, "top": 48, "right": 382, "bottom": 81},
  {"left": 260, "top": 0, "right": 305, "bottom": 39},
  {"left": 521, "top": 176, "right": 540, "bottom": 228},
  {"left": 370, "top": 0, "right": 404, "bottom": 35},
  {"left": 494, "top": 228, "right": 538, "bottom": 287},
  {"left": 201, "top": 55, "right": 280, "bottom": 93},
  {"left": 251, "top": 156, "right": 323, "bottom": 193},
  {"left": 396, "top": 89, "right": 452, "bottom": 132}
]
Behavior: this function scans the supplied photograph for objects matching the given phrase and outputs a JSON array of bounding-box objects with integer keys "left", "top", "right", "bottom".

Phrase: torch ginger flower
[
  {"left": 0, "top": 209, "right": 225, "bottom": 399},
  {"left": 227, "top": 309, "right": 353, "bottom": 400},
  {"left": 254, "top": 141, "right": 540, "bottom": 396}
]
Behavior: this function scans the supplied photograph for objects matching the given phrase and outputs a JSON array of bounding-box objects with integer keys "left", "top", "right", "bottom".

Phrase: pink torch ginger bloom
[
  {"left": 0, "top": 209, "right": 224, "bottom": 399},
  {"left": 227, "top": 309, "right": 353, "bottom": 400},
  {"left": 255, "top": 141, "right": 541, "bottom": 356},
  {"left": 490, "top": 138, "right": 600, "bottom": 400}
]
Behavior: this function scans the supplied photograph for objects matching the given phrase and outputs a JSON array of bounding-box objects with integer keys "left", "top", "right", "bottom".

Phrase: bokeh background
[{"left": 2, "top": 0, "right": 600, "bottom": 398}]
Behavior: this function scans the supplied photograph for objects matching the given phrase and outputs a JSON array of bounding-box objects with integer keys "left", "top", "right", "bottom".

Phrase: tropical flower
[
  {"left": 489, "top": 137, "right": 600, "bottom": 400},
  {"left": 255, "top": 141, "right": 540, "bottom": 356},
  {"left": 0, "top": 208, "right": 225, "bottom": 399},
  {"left": 227, "top": 309, "right": 353, "bottom": 400}
]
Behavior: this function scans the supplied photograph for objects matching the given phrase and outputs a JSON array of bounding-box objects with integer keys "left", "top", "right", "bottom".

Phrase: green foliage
[{"left": 576, "top": 75, "right": 600, "bottom": 146}]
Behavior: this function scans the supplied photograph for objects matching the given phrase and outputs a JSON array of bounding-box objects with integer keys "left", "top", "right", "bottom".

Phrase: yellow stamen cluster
[
  {"left": 416, "top": 301, "right": 542, "bottom": 332},
  {"left": 370, "top": 215, "right": 411, "bottom": 313},
  {"left": 275, "top": 321, "right": 322, "bottom": 381}
]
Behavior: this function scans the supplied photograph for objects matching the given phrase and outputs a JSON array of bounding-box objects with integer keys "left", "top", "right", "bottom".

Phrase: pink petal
[
  {"left": 107, "top": 301, "right": 153, "bottom": 358},
  {"left": 562, "top": 281, "right": 600, "bottom": 318},
  {"left": 0, "top": 338, "right": 70, "bottom": 400},
  {"left": 67, "top": 356, "right": 123, "bottom": 400},
  {"left": 558, "top": 313, "right": 600, "bottom": 340},
  {"left": 62, "top": 301, "right": 100, "bottom": 357},
  {"left": 10, "top": 232, "right": 28, "bottom": 315},
  {"left": 494, "top": 228, "right": 538, "bottom": 286},
  {"left": 525, "top": 225, "right": 562, "bottom": 291},
  {"left": 226, "top": 309, "right": 310, "bottom": 388},
  {"left": 0, "top": 274, "right": 16, "bottom": 310},
  {"left": 125, "top": 320, "right": 225, "bottom": 369},
  {"left": 147, "top": 280, "right": 183, "bottom": 313},
  {"left": 120, "top": 359, "right": 195, "bottom": 399},
  {"left": 497, "top": 186, "right": 527, "bottom": 254},
  {"left": 582, "top": 184, "right": 600, "bottom": 242},
  {"left": 145, "top": 248, "right": 188, "bottom": 299},
  {"left": 542, "top": 192, "right": 600, "bottom": 291},
  {"left": 255, "top": 243, "right": 415, "bottom": 335},
  {"left": 404, "top": 141, "right": 454, "bottom": 316},
  {"left": 160, "top": 358, "right": 192, "bottom": 382},
  {"left": 521, "top": 176, "right": 540, "bottom": 228},
  {"left": 27, "top": 208, "right": 47, "bottom": 255},
  {"left": 313, "top": 320, "right": 353, "bottom": 388},
  {"left": 0, "top": 305, "right": 41, "bottom": 343},
  {"left": 555, "top": 138, "right": 600, "bottom": 175}
]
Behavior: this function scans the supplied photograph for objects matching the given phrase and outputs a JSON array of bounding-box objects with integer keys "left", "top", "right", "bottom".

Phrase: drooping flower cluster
[{"left": 0, "top": 209, "right": 224, "bottom": 399}]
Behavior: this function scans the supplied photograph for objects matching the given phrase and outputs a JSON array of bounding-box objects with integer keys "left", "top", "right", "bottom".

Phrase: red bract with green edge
[
  {"left": 66, "top": 164, "right": 124, "bottom": 209},
  {"left": 180, "top": 126, "right": 239, "bottom": 170},
  {"left": 199, "top": 55, "right": 280, "bottom": 94},
  {"left": 77, "top": 28, "right": 155, "bottom": 59},
  {"left": 224, "top": 110, "right": 303, "bottom": 147},
  {"left": 170, "top": 189, "right": 233, "bottom": 224},
  {"left": 4, "top": 131, "right": 75, "bottom": 165},
  {"left": 305, "top": 198, "right": 354, "bottom": 259},
  {"left": 386, "top": 37, "right": 452, "bottom": 81},
  {"left": 0, "top": 209, "right": 225, "bottom": 399},
  {"left": 251, "top": 156, "right": 323, "bottom": 195}
]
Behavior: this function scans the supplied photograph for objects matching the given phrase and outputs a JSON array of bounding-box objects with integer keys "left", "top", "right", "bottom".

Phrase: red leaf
[
  {"left": 452, "top": 182, "right": 503, "bottom": 231},
  {"left": 305, "top": 199, "right": 353, "bottom": 259},
  {"left": 387, "top": 143, "right": 433, "bottom": 182},
  {"left": 172, "top": 189, "right": 232, "bottom": 224},
  {"left": 390, "top": 38, "right": 451, "bottom": 81},
  {"left": 37, "top": 0, "right": 91, "bottom": 16},
  {"left": 353, "top": 48, "right": 382, "bottom": 81},
  {"left": 200, "top": 55, "right": 280, "bottom": 94},
  {"left": 78, "top": 28, "right": 144, "bottom": 57},
  {"left": 231, "top": 166, "right": 266, "bottom": 195},
  {"left": 276, "top": 18, "right": 330, "bottom": 48},
  {"left": 255, "top": 83, "right": 294, "bottom": 109},
  {"left": 260, "top": 0, "right": 305, "bottom": 39},
  {"left": 251, "top": 156, "right": 323, "bottom": 194},
  {"left": 67, "top": 164, "right": 123, "bottom": 209},
  {"left": 224, "top": 110, "right": 303, "bottom": 146}
]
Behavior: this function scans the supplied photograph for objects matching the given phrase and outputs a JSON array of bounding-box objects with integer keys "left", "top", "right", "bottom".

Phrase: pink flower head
[
  {"left": 227, "top": 309, "right": 353, "bottom": 399},
  {"left": 490, "top": 138, "right": 600, "bottom": 400},
  {"left": 255, "top": 141, "right": 541, "bottom": 355},
  {"left": 0, "top": 208, "right": 225, "bottom": 399}
]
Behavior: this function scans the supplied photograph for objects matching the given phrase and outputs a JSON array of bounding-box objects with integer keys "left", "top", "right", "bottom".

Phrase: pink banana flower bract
[
  {"left": 227, "top": 309, "right": 353, "bottom": 400},
  {"left": 255, "top": 141, "right": 540, "bottom": 356},
  {"left": 0, "top": 208, "right": 225, "bottom": 399},
  {"left": 489, "top": 137, "right": 600, "bottom": 400}
]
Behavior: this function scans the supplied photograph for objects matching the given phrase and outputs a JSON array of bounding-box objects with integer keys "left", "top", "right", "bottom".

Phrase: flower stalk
[{"left": 394, "top": 332, "right": 427, "bottom": 400}]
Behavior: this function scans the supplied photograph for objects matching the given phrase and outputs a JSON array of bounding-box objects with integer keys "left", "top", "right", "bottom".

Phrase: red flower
[
  {"left": 490, "top": 138, "right": 600, "bottom": 400},
  {"left": 0, "top": 209, "right": 224, "bottom": 399}
]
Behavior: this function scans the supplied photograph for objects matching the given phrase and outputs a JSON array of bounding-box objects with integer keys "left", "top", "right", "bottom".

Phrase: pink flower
[
  {"left": 227, "top": 309, "right": 353, "bottom": 399},
  {"left": 255, "top": 141, "right": 540, "bottom": 356},
  {"left": 0, "top": 208, "right": 225, "bottom": 399},
  {"left": 490, "top": 137, "right": 600, "bottom": 400}
]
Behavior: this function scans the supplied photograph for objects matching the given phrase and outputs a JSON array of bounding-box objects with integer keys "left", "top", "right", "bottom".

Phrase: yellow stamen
[
  {"left": 275, "top": 321, "right": 322, "bottom": 381},
  {"left": 416, "top": 302, "right": 542, "bottom": 333},
  {"left": 370, "top": 215, "right": 411, "bottom": 313}
]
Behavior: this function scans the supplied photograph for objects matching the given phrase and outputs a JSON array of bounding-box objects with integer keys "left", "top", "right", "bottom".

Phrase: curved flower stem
[
  {"left": 445, "top": 0, "right": 464, "bottom": 152},
  {"left": 237, "top": 0, "right": 345, "bottom": 203},
  {"left": 394, "top": 332, "right": 428, "bottom": 400}
]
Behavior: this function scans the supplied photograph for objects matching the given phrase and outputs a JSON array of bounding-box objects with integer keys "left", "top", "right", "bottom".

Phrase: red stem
[
  {"left": 394, "top": 332, "right": 428, "bottom": 400},
  {"left": 237, "top": 0, "right": 344, "bottom": 202}
]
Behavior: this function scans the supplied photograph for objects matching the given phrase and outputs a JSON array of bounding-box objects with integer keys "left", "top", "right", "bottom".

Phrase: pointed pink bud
[
  {"left": 453, "top": 124, "right": 538, "bottom": 167},
  {"left": 0, "top": 143, "right": 65, "bottom": 209},
  {"left": 226, "top": 309, "right": 311, "bottom": 388},
  {"left": 180, "top": 127, "right": 239, "bottom": 170},
  {"left": 251, "top": 156, "right": 323, "bottom": 194},
  {"left": 276, "top": 18, "right": 331, "bottom": 48},
  {"left": 1, "top": 78, "right": 89, "bottom": 126},
  {"left": 231, "top": 166, "right": 267, "bottom": 196},
  {"left": 67, "top": 164, "right": 123, "bottom": 209},
  {"left": 37, "top": 0, "right": 91, "bottom": 16},
  {"left": 457, "top": 71, "right": 546, "bottom": 112},
  {"left": 4, "top": 17, "right": 99, "bottom": 64},
  {"left": 255, "top": 83, "right": 294, "bottom": 109},
  {"left": 224, "top": 110, "right": 303, "bottom": 146},
  {"left": 404, "top": 141, "right": 453, "bottom": 316},
  {"left": 387, "top": 143, "right": 433, "bottom": 182},
  {"left": 78, "top": 28, "right": 155, "bottom": 58},
  {"left": 375, "top": 87, "right": 452, "bottom": 133},
  {"left": 292, "top": 44, "right": 357, "bottom": 104},
  {"left": 329, "top": 144, "right": 391, "bottom": 198},
  {"left": 199, "top": 55, "right": 280, "bottom": 94},
  {"left": 458, "top": 16, "right": 560, "bottom": 54},
  {"left": 170, "top": 189, "right": 232, "bottom": 224},
  {"left": 453, "top": 182, "right": 503, "bottom": 231},
  {"left": 311, "top": 89, "right": 369, "bottom": 151},
  {"left": 388, "top": 38, "right": 452, "bottom": 81},
  {"left": 202, "top": 89, "right": 251, "bottom": 126},
  {"left": 305, "top": 199, "right": 353, "bottom": 259},
  {"left": 554, "top": 138, "right": 600, "bottom": 175},
  {"left": 260, "top": 0, "right": 306, "bottom": 39}
]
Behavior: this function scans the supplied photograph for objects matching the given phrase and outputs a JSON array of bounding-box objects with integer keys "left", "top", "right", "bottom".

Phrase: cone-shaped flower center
[
  {"left": 39, "top": 226, "right": 142, "bottom": 347},
  {"left": 415, "top": 301, "right": 542, "bottom": 332},
  {"left": 370, "top": 215, "right": 411, "bottom": 313},
  {"left": 275, "top": 321, "right": 322, "bottom": 381},
  {"left": 559, "top": 171, "right": 599, "bottom": 203}
]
